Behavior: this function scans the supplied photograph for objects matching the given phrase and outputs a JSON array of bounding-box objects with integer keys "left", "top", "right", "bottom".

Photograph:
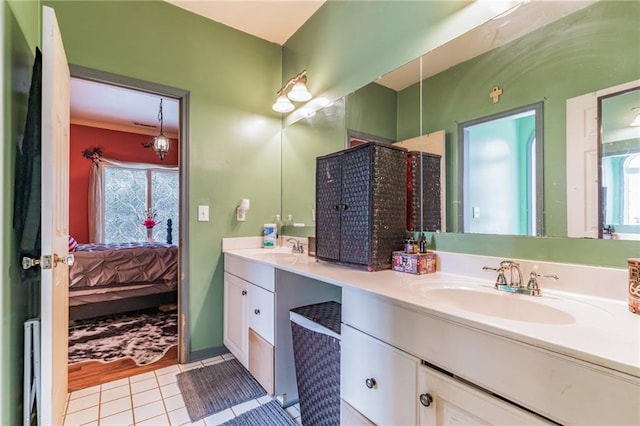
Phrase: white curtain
[{"left": 88, "top": 157, "right": 178, "bottom": 243}]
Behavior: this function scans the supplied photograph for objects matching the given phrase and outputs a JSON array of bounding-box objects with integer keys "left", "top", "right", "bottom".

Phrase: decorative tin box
[
  {"left": 629, "top": 258, "right": 640, "bottom": 314},
  {"left": 392, "top": 251, "right": 437, "bottom": 275}
]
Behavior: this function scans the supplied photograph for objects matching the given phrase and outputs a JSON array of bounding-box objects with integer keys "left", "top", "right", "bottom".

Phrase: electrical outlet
[
  {"left": 198, "top": 205, "right": 209, "bottom": 222},
  {"left": 472, "top": 206, "right": 480, "bottom": 218}
]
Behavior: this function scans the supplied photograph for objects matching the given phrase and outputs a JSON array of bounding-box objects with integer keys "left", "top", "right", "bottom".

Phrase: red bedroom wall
[{"left": 69, "top": 124, "right": 179, "bottom": 243}]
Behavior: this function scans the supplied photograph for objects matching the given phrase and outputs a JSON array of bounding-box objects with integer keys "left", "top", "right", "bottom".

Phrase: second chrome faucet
[{"left": 483, "top": 260, "right": 558, "bottom": 296}]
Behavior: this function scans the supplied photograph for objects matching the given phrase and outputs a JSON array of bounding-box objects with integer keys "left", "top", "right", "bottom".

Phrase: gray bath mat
[
  {"left": 176, "top": 358, "right": 267, "bottom": 421},
  {"left": 220, "top": 400, "right": 297, "bottom": 426}
]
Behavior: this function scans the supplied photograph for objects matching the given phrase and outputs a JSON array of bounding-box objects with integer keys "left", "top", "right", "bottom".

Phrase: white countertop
[{"left": 224, "top": 246, "right": 640, "bottom": 378}]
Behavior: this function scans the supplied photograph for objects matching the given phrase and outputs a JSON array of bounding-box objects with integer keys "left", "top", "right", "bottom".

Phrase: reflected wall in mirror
[
  {"left": 413, "top": 0, "right": 639, "bottom": 237},
  {"left": 458, "top": 103, "right": 542, "bottom": 236},
  {"left": 279, "top": 1, "right": 639, "bottom": 240},
  {"left": 600, "top": 87, "right": 640, "bottom": 240}
]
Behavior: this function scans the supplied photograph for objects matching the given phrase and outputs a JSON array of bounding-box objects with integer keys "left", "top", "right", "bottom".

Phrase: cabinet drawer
[
  {"left": 225, "top": 255, "right": 275, "bottom": 292},
  {"left": 247, "top": 283, "right": 274, "bottom": 345},
  {"left": 341, "top": 324, "right": 418, "bottom": 426}
]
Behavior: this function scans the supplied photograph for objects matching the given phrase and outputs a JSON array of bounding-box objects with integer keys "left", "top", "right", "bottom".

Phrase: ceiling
[{"left": 164, "top": 0, "right": 326, "bottom": 46}]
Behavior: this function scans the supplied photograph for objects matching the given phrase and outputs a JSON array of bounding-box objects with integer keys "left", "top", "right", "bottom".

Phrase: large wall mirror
[{"left": 281, "top": 0, "right": 640, "bottom": 241}]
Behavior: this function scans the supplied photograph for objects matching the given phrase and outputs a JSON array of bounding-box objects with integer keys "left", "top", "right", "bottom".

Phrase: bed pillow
[{"left": 68, "top": 236, "right": 78, "bottom": 252}]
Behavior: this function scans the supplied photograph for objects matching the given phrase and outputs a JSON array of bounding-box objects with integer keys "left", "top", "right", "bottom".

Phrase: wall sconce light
[
  {"left": 143, "top": 98, "right": 170, "bottom": 160},
  {"left": 236, "top": 199, "right": 250, "bottom": 221},
  {"left": 630, "top": 107, "right": 640, "bottom": 127},
  {"left": 272, "top": 70, "right": 312, "bottom": 113}
]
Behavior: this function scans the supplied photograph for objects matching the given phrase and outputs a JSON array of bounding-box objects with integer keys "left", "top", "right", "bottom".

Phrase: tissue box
[
  {"left": 629, "top": 258, "right": 640, "bottom": 314},
  {"left": 392, "top": 251, "right": 437, "bottom": 275}
]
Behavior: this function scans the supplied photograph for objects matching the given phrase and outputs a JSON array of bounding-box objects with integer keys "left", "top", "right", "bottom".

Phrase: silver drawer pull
[
  {"left": 419, "top": 393, "right": 433, "bottom": 407},
  {"left": 254, "top": 309, "right": 261, "bottom": 315},
  {"left": 365, "top": 378, "right": 376, "bottom": 389}
]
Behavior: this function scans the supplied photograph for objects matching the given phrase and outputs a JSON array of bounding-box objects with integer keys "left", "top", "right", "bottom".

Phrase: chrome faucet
[
  {"left": 482, "top": 260, "right": 553, "bottom": 297},
  {"left": 287, "top": 238, "right": 304, "bottom": 254}
]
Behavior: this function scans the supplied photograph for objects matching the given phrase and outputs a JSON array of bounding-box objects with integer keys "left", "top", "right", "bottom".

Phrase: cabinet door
[
  {"left": 223, "top": 272, "right": 248, "bottom": 368},
  {"left": 247, "top": 283, "right": 275, "bottom": 345},
  {"left": 316, "top": 154, "right": 343, "bottom": 261},
  {"left": 418, "top": 364, "right": 550, "bottom": 425},
  {"left": 340, "top": 146, "right": 373, "bottom": 265},
  {"left": 342, "top": 325, "right": 418, "bottom": 426}
]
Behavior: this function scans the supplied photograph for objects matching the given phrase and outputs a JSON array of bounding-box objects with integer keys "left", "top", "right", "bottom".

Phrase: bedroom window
[{"left": 103, "top": 166, "right": 179, "bottom": 243}]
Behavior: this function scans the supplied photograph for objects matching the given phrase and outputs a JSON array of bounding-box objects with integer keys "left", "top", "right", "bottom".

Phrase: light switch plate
[{"left": 198, "top": 205, "right": 209, "bottom": 222}]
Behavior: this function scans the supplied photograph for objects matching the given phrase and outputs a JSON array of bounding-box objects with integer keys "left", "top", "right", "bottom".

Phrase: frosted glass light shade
[
  {"left": 287, "top": 81, "right": 312, "bottom": 102},
  {"left": 152, "top": 134, "right": 170, "bottom": 160},
  {"left": 630, "top": 114, "right": 640, "bottom": 127},
  {"left": 272, "top": 94, "right": 295, "bottom": 113}
]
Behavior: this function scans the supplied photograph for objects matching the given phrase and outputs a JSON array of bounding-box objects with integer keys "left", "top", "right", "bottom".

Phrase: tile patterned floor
[{"left": 63, "top": 353, "right": 302, "bottom": 426}]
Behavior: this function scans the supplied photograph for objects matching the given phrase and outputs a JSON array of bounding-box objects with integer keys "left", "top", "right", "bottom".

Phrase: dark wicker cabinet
[
  {"left": 407, "top": 151, "right": 441, "bottom": 232},
  {"left": 315, "top": 142, "right": 407, "bottom": 271}
]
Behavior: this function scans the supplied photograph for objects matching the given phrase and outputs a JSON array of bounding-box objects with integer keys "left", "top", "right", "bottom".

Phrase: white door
[
  {"left": 40, "top": 6, "right": 70, "bottom": 425},
  {"left": 566, "top": 79, "right": 640, "bottom": 238},
  {"left": 223, "top": 272, "right": 248, "bottom": 367}
]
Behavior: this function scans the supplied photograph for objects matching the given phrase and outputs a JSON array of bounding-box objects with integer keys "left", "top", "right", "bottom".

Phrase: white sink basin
[{"left": 424, "top": 287, "right": 575, "bottom": 325}]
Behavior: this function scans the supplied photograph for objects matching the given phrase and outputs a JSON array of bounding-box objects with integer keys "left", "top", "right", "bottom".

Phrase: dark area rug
[
  {"left": 68, "top": 308, "right": 177, "bottom": 365},
  {"left": 220, "top": 400, "right": 296, "bottom": 426},
  {"left": 176, "top": 358, "right": 267, "bottom": 422}
]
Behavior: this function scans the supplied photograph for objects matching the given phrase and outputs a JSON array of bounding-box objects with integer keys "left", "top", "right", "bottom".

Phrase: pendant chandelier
[{"left": 150, "top": 98, "right": 169, "bottom": 160}]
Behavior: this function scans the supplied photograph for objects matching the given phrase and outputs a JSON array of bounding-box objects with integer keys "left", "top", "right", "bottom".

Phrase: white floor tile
[
  {"left": 178, "top": 361, "right": 203, "bottom": 372},
  {"left": 256, "top": 394, "right": 272, "bottom": 405},
  {"left": 159, "top": 382, "right": 181, "bottom": 398},
  {"left": 132, "top": 388, "right": 162, "bottom": 408},
  {"left": 134, "top": 400, "right": 167, "bottom": 423},
  {"left": 63, "top": 405, "right": 99, "bottom": 426},
  {"left": 202, "top": 408, "right": 235, "bottom": 426},
  {"left": 101, "top": 384, "right": 131, "bottom": 403},
  {"left": 156, "top": 372, "right": 178, "bottom": 386},
  {"left": 201, "top": 356, "right": 224, "bottom": 366},
  {"left": 221, "top": 353, "right": 235, "bottom": 361},
  {"left": 100, "top": 395, "right": 132, "bottom": 418},
  {"left": 136, "top": 413, "right": 170, "bottom": 426},
  {"left": 100, "top": 408, "right": 134, "bottom": 426},
  {"left": 230, "top": 399, "right": 260, "bottom": 416},
  {"left": 285, "top": 404, "right": 301, "bottom": 418},
  {"left": 66, "top": 392, "right": 100, "bottom": 414},
  {"left": 166, "top": 406, "right": 192, "bottom": 425},
  {"left": 163, "top": 393, "right": 186, "bottom": 412},
  {"left": 69, "top": 385, "right": 100, "bottom": 400},
  {"left": 101, "top": 378, "right": 129, "bottom": 391},
  {"left": 154, "top": 364, "right": 180, "bottom": 376},
  {"left": 130, "top": 371, "right": 157, "bottom": 383},
  {"left": 131, "top": 377, "right": 159, "bottom": 394}
]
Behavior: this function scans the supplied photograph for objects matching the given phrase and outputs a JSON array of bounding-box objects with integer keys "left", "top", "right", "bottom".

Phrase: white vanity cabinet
[
  {"left": 342, "top": 286, "right": 639, "bottom": 425},
  {"left": 223, "top": 272, "right": 249, "bottom": 367},
  {"left": 417, "top": 364, "right": 547, "bottom": 425},
  {"left": 341, "top": 324, "right": 419, "bottom": 425},
  {"left": 224, "top": 253, "right": 341, "bottom": 405}
]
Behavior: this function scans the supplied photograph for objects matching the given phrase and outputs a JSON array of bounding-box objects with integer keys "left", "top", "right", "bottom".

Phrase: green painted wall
[
  {"left": 43, "top": 0, "right": 283, "bottom": 353},
  {"left": 2, "top": 1, "right": 41, "bottom": 424},
  {"left": 345, "top": 82, "right": 397, "bottom": 141}
]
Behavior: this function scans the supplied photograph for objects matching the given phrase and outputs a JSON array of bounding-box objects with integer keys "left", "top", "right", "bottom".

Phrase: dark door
[{"left": 316, "top": 154, "right": 343, "bottom": 261}]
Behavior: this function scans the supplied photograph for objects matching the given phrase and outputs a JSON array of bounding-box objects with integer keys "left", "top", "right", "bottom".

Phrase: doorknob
[
  {"left": 22, "top": 253, "right": 74, "bottom": 270},
  {"left": 55, "top": 253, "right": 74, "bottom": 266}
]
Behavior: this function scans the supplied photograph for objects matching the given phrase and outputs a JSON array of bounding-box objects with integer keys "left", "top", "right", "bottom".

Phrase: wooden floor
[{"left": 68, "top": 345, "right": 178, "bottom": 392}]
